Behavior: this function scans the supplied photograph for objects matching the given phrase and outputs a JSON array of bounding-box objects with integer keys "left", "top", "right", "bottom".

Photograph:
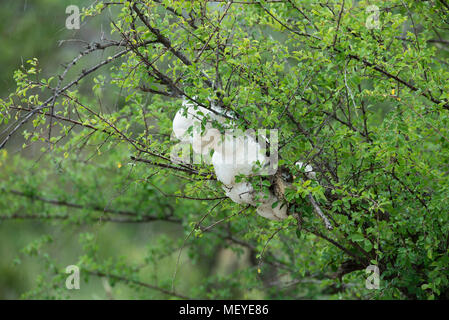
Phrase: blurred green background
[
  {"left": 0, "top": 0, "right": 115, "bottom": 299},
  {"left": 0, "top": 0, "right": 229, "bottom": 299}
]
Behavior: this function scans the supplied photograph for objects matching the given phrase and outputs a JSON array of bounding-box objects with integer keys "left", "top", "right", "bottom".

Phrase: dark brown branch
[
  {"left": 131, "top": 156, "right": 216, "bottom": 179},
  {"left": 4, "top": 189, "right": 180, "bottom": 223},
  {"left": 87, "top": 270, "right": 191, "bottom": 299}
]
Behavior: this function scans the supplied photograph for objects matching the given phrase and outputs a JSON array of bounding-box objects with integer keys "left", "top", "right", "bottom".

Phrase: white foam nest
[
  {"left": 173, "top": 99, "right": 225, "bottom": 156},
  {"left": 191, "top": 128, "right": 221, "bottom": 156},
  {"left": 296, "top": 161, "right": 316, "bottom": 179},
  {"left": 254, "top": 191, "right": 288, "bottom": 221},
  {"left": 222, "top": 182, "right": 255, "bottom": 205},
  {"left": 212, "top": 134, "right": 268, "bottom": 185},
  {"left": 223, "top": 182, "right": 287, "bottom": 221},
  {"left": 172, "top": 98, "right": 287, "bottom": 221},
  {"left": 173, "top": 100, "right": 211, "bottom": 141}
]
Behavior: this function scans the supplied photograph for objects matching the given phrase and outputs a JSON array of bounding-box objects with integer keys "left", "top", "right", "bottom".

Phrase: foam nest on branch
[{"left": 172, "top": 98, "right": 314, "bottom": 221}]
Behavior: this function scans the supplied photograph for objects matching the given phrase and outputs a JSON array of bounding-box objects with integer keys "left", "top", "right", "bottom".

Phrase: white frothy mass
[{"left": 171, "top": 98, "right": 307, "bottom": 221}]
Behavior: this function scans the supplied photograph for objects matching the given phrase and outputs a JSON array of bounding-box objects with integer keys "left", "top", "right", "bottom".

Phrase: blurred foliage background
[
  {"left": 0, "top": 0, "right": 210, "bottom": 299},
  {"left": 2, "top": 0, "right": 449, "bottom": 300}
]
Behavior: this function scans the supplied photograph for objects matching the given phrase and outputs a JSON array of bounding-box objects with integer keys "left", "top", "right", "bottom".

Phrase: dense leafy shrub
[{"left": 1, "top": 0, "right": 449, "bottom": 299}]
